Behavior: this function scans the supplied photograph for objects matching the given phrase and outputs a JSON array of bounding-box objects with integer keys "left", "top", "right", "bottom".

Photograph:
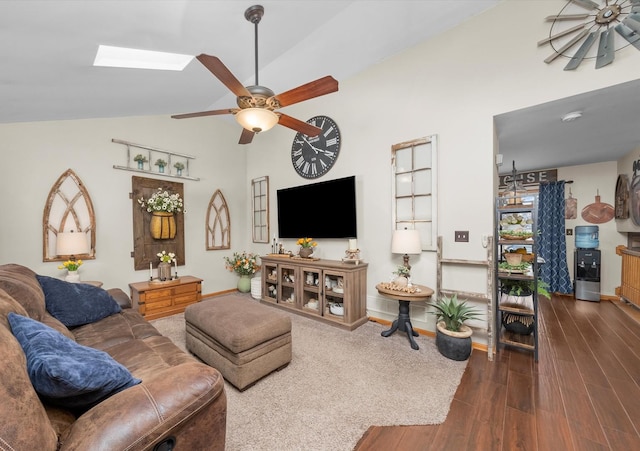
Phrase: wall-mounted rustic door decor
[
  {"left": 43, "top": 169, "right": 96, "bottom": 262},
  {"left": 206, "top": 189, "right": 230, "bottom": 250},
  {"left": 132, "top": 176, "right": 185, "bottom": 270}
]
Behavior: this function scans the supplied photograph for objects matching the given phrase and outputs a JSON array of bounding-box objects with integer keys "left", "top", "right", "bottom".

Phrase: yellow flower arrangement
[
  {"left": 297, "top": 237, "right": 318, "bottom": 248},
  {"left": 58, "top": 259, "right": 83, "bottom": 272}
]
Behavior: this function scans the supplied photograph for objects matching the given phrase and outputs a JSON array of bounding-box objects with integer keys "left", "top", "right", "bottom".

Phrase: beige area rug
[{"left": 150, "top": 299, "right": 467, "bottom": 451}]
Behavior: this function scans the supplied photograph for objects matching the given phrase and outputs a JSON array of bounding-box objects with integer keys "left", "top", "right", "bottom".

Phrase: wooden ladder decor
[{"left": 436, "top": 235, "right": 494, "bottom": 360}]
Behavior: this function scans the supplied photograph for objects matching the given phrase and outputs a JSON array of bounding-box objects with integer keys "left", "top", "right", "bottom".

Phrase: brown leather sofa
[{"left": 0, "top": 263, "right": 226, "bottom": 450}]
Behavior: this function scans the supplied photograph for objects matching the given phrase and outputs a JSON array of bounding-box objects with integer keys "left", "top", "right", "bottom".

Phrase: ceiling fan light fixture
[{"left": 235, "top": 108, "right": 278, "bottom": 133}]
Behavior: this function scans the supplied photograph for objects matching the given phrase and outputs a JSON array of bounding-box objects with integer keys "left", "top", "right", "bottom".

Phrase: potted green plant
[
  {"left": 133, "top": 154, "right": 148, "bottom": 169},
  {"left": 499, "top": 278, "right": 550, "bottom": 335},
  {"left": 428, "top": 294, "right": 481, "bottom": 361},
  {"left": 155, "top": 158, "right": 168, "bottom": 173},
  {"left": 392, "top": 265, "right": 411, "bottom": 287},
  {"left": 173, "top": 161, "right": 185, "bottom": 176}
]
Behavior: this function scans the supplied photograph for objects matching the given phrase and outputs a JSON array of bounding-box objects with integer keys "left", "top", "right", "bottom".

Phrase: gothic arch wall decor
[
  {"left": 206, "top": 189, "right": 231, "bottom": 250},
  {"left": 43, "top": 169, "right": 96, "bottom": 262},
  {"left": 132, "top": 176, "right": 185, "bottom": 270}
]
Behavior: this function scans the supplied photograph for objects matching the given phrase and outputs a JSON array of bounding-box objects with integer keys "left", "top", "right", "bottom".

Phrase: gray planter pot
[{"left": 435, "top": 322, "right": 472, "bottom": 361}]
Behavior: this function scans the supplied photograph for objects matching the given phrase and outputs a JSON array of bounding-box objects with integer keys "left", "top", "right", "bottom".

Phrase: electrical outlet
[
  {"left": 455, "top": 231, "right": 469, "bottom": 242},
  {"left": 566, "top": 228, "right": 573, "bottom": 236}
]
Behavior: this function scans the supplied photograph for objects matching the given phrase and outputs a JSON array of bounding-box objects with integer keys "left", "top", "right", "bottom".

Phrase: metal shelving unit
[{"left": 495, "top": 194, "right": 539, "bottom": 361}]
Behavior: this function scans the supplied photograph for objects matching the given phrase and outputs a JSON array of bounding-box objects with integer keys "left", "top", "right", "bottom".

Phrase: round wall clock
[
  {"left": 291, "top": 115, "right": 341, "bottom": 179},
  {"left": 540, "top": 0, "right": 640, "bottom": 70}
]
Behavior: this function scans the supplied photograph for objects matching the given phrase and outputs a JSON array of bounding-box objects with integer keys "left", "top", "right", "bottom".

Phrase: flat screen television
[{"left": 277, "top": 176, "right": 357, "bottom": 239}]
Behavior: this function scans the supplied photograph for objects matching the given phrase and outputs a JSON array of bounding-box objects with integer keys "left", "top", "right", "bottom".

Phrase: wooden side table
[
  {"left": 376, "top": 283, "right": 434, "bottom": 350},
  {"left": 129, "top": 276, "right": 202, "bottom": 320},
  {"left": 81, "top": 281, "right": 103, "bottom": 288}
]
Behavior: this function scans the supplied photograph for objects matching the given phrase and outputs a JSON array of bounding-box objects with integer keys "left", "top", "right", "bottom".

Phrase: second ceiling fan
[{"left": 172, "top": 4, "right": 339, "bottom": 144}]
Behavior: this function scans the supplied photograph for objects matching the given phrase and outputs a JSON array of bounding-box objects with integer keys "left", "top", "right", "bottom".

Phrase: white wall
[
  {"left": 246, "top": 0, "right": 640, "bottom": 341},
  {"left": 559, "top": 162, "right": 626, "bottom": 295},
  {"left": 1, "top": 115, "right": 250, "bottom": 295},
  {"left": 2, "top": 1, "right": 639, "bottom": 345}
]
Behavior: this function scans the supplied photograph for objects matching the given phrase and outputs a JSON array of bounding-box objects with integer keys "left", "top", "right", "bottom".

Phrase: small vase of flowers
[
  {"left": 58, "top": 259, "right": 83, "bottom": 283},
  {"left": 173, "top": 161, "right": 185, "bottom": 176},
  {"left": 392, "top": 265, "right": 411, "bottom": 287},
  {"left": 155, "top": 158, "right": 168, "bottom": 173},
  {"left": 133, "top": 154, "right": 148, "bottom": 169},
  {"left": 297, "top": 237, "right": 317, "bottom": 258},
  {"left": 157, "top": 251, "right": 175, "bottom": 281}
]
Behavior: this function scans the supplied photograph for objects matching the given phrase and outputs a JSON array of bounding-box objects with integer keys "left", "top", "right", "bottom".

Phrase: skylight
[{"left": 93, "top": 45, "right": 194, "bottom": 71}]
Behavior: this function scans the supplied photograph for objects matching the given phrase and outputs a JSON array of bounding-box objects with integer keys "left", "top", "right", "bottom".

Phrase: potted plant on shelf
[
  {"left": 392, "top": 265, "right": 411, "bottom": 287},
  {"left": 155, "top": 158, "right": 168, "bottom": 173},
  {"left": 58, "top": 259, "right": 83, "bottom": 283},
  {"left": 428, "top": 294, "right": 481, "bottom": 361},
  {"left": 173, "top": 161, "right": 185, "bottom": 176},
  {"left": 499, "top": 278, "right": 550, "bottom": 335},
  {"left": 133, "top": 154, "right": 148, "bottom": 170},
  {"left": 156, "top": 250, "right": 176, "bottom": 281},
  {"left": 296, "top": 237, "right": 317, "bottom": 258},
  {"left": 224, "top": 251, "right": 260, "bottom": 293}
]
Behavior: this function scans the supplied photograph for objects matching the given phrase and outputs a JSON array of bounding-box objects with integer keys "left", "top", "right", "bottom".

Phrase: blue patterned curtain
[{"left": 538, "top": 181, "right": 573, "bottom": 294}]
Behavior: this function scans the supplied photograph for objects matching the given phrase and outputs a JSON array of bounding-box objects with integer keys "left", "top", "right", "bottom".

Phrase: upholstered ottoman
[{"left": 185, "top": 295, "right": 292, "bottom": 390}]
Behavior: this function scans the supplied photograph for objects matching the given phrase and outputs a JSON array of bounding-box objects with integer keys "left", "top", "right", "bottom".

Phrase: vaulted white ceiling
[
  {"left": 0, "top": 0, "right": 498, "bottom": 123},
  {"left": 2, "top": 1, "right": 639, "bottom": 173}
]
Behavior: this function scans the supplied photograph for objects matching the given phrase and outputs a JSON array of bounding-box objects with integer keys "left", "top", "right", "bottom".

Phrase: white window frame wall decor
[
  {"left": 251, "top": 176, "right": 270, "bottom": 243},
  {"left": 391, "top": 135, "right": 438, "bottom": 251}
]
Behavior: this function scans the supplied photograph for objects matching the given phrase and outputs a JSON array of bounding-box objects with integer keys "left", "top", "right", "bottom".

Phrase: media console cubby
[{"left": 260, "top": 256, "right": 368, "bottom": 331}]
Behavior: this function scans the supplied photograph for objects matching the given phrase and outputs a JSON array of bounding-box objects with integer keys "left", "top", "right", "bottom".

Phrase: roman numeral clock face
[{"left": 291, "top": 115, "right": 341, "bottom": 179}]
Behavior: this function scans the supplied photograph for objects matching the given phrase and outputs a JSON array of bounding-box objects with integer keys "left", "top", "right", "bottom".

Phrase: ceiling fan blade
[
  {"left": 595, "top": 28, "right": 615, "bottom": 69},
  {"left": 564, "top": 31, "right": 598, "bottom": 70},
  {"left": 171, "top": 108, "right": 237, "bottom": 119},
  {"left": 239, "top": 128, "right": 255, "bottom": 145},
  {"left": 273, "top": 76, "right": 338, "bottom": 107},
  {"left": 278, "top": 114, "right": 322, "bottom": 136},
  {"left": 196, "top": 54, "right": 252, "bottom": 98}
]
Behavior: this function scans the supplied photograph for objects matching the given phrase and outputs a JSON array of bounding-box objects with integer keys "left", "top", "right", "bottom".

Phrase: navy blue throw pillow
[
  {"left": 36, "top": 275, "right": 121, "bottom": 327},
  {"left": 7, "top": 312, "right": 141, "bottom": 412}
]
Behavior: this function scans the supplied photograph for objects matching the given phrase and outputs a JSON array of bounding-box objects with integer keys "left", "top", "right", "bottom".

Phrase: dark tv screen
[{"left": 277, "top": 176, "right": 357, "bottom": 239}]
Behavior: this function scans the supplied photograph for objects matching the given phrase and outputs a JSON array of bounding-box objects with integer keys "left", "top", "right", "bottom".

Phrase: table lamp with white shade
[
  {"left": 56, "top": 231, "right": 89, "bottom": 282},
  {"left": 391, "top": 228, "right": 422, "bottom": 272}
]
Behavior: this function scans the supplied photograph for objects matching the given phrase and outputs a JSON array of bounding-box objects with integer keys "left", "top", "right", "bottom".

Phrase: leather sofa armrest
[
  {"left": 60, "top": 362, "right": 226, "bottom": 450},
  {"left": 107, "top": 288, "right": 132, "bottom": 309}
]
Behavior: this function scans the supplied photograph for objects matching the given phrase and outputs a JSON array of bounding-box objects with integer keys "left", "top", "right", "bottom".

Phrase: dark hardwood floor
[{"left": 355, "top": 295, "right": 640, "bottom": 450}]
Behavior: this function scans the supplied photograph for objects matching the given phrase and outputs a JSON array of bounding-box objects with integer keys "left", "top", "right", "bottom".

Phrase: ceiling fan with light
[{"left": 172, "top": 4, "right": 339, "bottom": 144}]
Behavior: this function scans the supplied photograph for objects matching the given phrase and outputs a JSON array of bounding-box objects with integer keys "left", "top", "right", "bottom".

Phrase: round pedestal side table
[{"left": 376, "top": 283, "right": 434, "bottom": 350}]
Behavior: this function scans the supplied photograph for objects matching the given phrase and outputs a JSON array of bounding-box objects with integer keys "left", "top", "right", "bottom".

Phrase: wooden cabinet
[
  {"left": 129, "top": 276, "right": 202, "bottom": 320},
  {"left": 261, "top": 256, "right": 368, "bottom": 330}
]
